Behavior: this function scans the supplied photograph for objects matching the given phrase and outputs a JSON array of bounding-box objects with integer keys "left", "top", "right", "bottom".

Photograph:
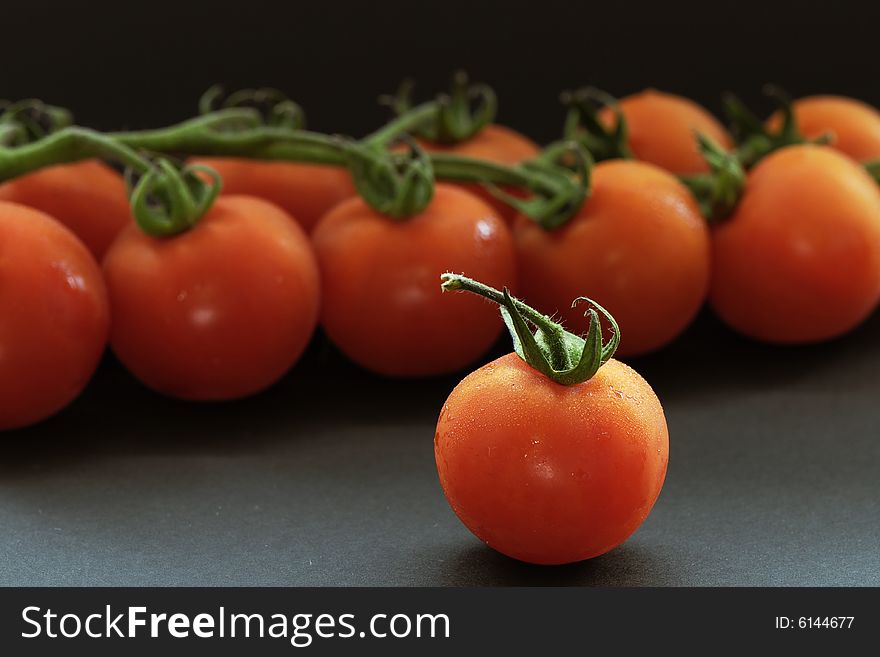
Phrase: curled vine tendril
[
  {"left": 724, "top": 84, "right": 832, "bottom": 168},
  {"left": 199, "top": 85, "right": 306, "bottom": 130},
  {"left": 561, "top": 87, "right": 632, "bottom": 162},
  {"left": 0, "top": 99, "right": 73, "bottom": 146},
  {"left": 128, "top": 158, "right": 223, "bottom": 237},
  {"left": 441, "top": 273, "right": 620, "bottom": 385},
  {"left": 489, "top": 140, "right": 592, "bottom": 230},
  {"left": 343, "top": 136, "right": 435, "bottom": 218},
  {"left": 383, "top": 71, "right": 497, "bottom": 144}
]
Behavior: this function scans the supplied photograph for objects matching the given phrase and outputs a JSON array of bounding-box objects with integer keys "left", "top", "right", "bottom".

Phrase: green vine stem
[
  {"left": 0, "top": 126, "right": 151, "bottom": 178},
  {"left": 112, "top": 108, "right": 590, "bottom": 226},
  {"left": 198, "top": 85, "right": 306, "bottom": 130},
  {"left": 436, "top": 140, "right": 593, "bottom": 230},
  {"left": 380, "top": 71, "right": 497, "bottom": 145},
  {"left": 363, "top": 101, "right": 440, "bottom": 148},
  {"left": 0, "top": 126, "right": 221, "bottom": 236},
  {"left": 561, "top": 87, "right": 633, "bottom": 162},
  {"left": 111, "top": 110, "right": 346, "bottom": 164},
  {"left": 1, "top": 85, "right": 590, "bottom": 230},
  {"left": 0, "top": 99, "right": 73, "bottom": 145},
  {"left": 440, "top": 273, "right": 620, "bottom": 385}
]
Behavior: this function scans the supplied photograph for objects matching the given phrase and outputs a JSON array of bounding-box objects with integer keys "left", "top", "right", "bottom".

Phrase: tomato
[
  {"left": 599, "top": 89, "right": 733, "bottom": 174},
  {"left": 766, "top": 95, "right": 880, "bottom": 162},
  {"left": 711, "top": 145, "right": 880, "bottom": 343},
  {"left": 190, "top": 158, "right": 357, "bottom": 232},
  {"left": 0, "top": 201, "right": 109, "bottom": 430},
  {"left": 103, "top": 196, "right": 320, "bottom": 400},
  {"left": 514, "top": 159, "right": 711, "bottom": 357},
  {"left": 436, "top": 352, "right": 668, "bottom": 565},
  {"left": 0, "top": 160, "right": 131, "bottom": 260},
  {"left": 311, "top": 184, "right": 516, "bottom": 376},
  {"left": 419, "top": 124, "right": 540, "bottom": 221}
]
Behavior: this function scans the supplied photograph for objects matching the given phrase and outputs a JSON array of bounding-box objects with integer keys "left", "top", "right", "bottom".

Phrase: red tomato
[
  {"left": 436, "top": 352, "right": 668, "bottom": 564},
  {"left": 0, "top": 160, "right": 132, "bottom": 260},
  {"left": 311, "top": 184, "right": 516, "bottom": 376},
  {"left": 599, "top": 89, "right": 733, "bottom": 174},
  {"left": 419, "top": 124, "right": 540, "bottom": 221},
  {"left": 514, "top": 160, "right": 711, "bottom": 356},
  {"left": 711, "top": 145, "right": 880, "bottom": 343},
  {"left": 191, "top": 158, "right": 357, "bottom": 232},
  {"left": 766, "top": 95, "right": 880, "bottom": 163},
  {"left": 103, "top": 196, "right": 320, "bottom": 400},
  {"left": 0, "top": 201, "right": 109, "bottom": 430}
]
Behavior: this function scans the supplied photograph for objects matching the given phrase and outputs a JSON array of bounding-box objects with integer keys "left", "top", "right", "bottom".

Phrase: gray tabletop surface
[{"left": 1, "top": 310, "right": 878, "bottom": 587}]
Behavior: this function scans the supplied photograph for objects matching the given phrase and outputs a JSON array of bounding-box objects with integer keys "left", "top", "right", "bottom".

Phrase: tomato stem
[
  {"left": 112, "top": 110, "right": 590, "bottom": 227},
  {"left": 0, "top": 126, "right": 152, "bottom": 177},
  {"left": 561, "top": 87, "right": 633, "bottom": 162},
  {"left": 381, "top": 71, "right": 497, "bottom": 145},
  {"left": 0, "top": 99, "right": 73, "bottom": 144},
  {"left": 441, "top": 273, "right": 619, "bottom": 385},
  {"left": 724, "top": 86, "right": 831, "bottom": 168},
  {"left": 0, "top": 126, "right": 223, "bottom": 237},
  {"left": 0, "top": 87, "right": 591, "bottom": 231},
  {"left": 198, "top": 85, "right": 307, "bottom": 130},
  {"left": 680, "top": 133, "right": 747, "bottom": 222},
  {"left": 363, "top": 102, "right": 439, "bottom": 147}
]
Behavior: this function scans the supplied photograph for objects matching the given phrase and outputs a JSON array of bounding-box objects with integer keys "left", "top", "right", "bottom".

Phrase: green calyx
[
  {"left": 0, "top": 116, "right": 222, "bottom": 238},
  {"left": 383, "top": 71, "right": 497, "bottom": 145},
  {"left": 199, "top": 85, "right": 306, "bottom": 130},
  {"left": 865, "top": 159, "right": 880, "bottom": 185},
  {"left": 561, "top": 87, "right": 633, "bottom": 162},
  {"left": 343, "top": 137, "right": 435, "bottom": 218},
  {"left": 440, "top": 273, "right": 619, "bottom": 385},
  {"left": 0, "top": 84, "right": 591, "bottom": 232},
  {"left": 129, "top": 159, "right": 222, "bottom": 237},
  {"left": 680, "top": 133, "right": 746, "bottom": 222},
  {"left": 0, "top": 98, "right": 73, "bottom": 146},
  {"left": 724, "top": 85, "right": 830, "bottom": 169}
]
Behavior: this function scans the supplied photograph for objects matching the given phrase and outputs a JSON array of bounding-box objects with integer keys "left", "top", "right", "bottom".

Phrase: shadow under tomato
[
  {"left": 627, "top": 307, "right": 880, "bottom": 404},
  {"left": 432, "top": 540, "right": 679, "bottom": 587},
  {"left": 0, "top": 328, "right": 485, "bottom": 476}
]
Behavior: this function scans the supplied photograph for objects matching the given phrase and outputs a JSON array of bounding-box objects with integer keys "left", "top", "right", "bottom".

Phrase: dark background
[
  {"left": 4, "top": 0, "right": 879, "bottom": 141},
  {"left": 1, "top": 0, "right": 879, "bottom": 586}
]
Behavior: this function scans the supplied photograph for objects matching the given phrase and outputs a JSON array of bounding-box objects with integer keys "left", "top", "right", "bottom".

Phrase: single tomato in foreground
[
  {"left": 312, "top": 184, "right": 516, "bottom": 376},
  {"left": 766, "top": 95, "right": 880, "bottom": 163},
  {"left": 435, "top": 275, "right": 668, "bottom": 565},
  {"left": 191, "top": 158, "right": 357, "bottom": 232},
  {"left": 599, "top": 89, "right": 733, "bottom": 174},
  {"left": 0, "top": 201, "right": 109, "bottom": 430},
  {"left": 711, "top": 144, "right": 880, "bottom": 343},
  {"left": 0, "top": 160, "right": 132, "bottom": 260},
  {"left": 419, "top": 125, "right": 540, "bottom": 221},
  {"left": 514, "top": 159, "right": 711, "bottom": 357},
  {"left": 103, "top": 195, "right": 320, "bottom": 400}
]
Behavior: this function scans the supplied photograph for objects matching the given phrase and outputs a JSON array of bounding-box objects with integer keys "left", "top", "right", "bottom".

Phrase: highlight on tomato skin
[
  {"left": 434, "top": 277, "right": 668, "bottom": 565},
  {"left": 766, "top": 95, "right": 880, "bottom": 163},
  {"left": 0, "top": 160, "right": 132, "bottom": 261},
  {"left": 599, "top": 89, "right": 734, "bottom": 174},
  {"left": 190, "top": 158, "right": 358, "bottom": 233},
  {"left": 0, "top": 201, "right": 110, "bottom": 431},
  {"left": 102, "top": 195, "right": 321, "bottom": 401},
  {"left": 311, "top": 184, "right": 517, "bottom": 378},
  {"left": 710, "top": 144, "right": 880, "bottom": 344},
  {"left": 513, "top": 159, "right": 711, "bottom": 358}
]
